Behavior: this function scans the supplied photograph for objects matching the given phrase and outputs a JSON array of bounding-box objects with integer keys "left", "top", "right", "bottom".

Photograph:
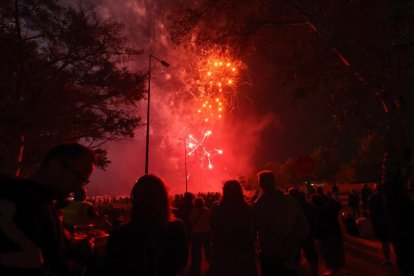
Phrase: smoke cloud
[{"left": 87, "top": 0, "right": 280, "bottom": 196}]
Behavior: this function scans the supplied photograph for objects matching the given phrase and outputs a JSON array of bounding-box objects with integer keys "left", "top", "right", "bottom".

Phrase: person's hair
[
  {"left": 257, "top": 170, "right": 276, "bottom": 192},
  {"left": 130, "top": 174, "right": 172, "bottom": 230},
  {"left": 41, "top": 143, "right": 96, "bottom": 168},
  {"left": 194, "top": 197, "right": 205, "bottom": 208},
  {"left": 74, "top": 187, "right": 87, "bottom": 201},
  {"left": 220, "top": 180, "right": 248, "bottom": 208}
]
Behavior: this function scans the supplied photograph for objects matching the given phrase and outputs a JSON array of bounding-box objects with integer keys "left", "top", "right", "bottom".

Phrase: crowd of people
[{"left": 1, "top": 143, "right": 413, "bottom": 276}]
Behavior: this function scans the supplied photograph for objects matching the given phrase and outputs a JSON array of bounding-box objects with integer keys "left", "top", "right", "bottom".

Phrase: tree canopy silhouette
[{"left": 0, "top": 0, "right": 146, "bottom": 174}]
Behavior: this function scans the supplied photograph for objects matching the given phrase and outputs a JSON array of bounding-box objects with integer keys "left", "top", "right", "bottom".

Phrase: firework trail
[{"left": 187, "top": 130, "right": 223, "bottom": 169}]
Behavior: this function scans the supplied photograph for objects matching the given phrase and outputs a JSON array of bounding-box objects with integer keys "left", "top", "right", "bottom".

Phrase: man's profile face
[{"left": 54, "top": 153, "right": 94, "bottom": 198}]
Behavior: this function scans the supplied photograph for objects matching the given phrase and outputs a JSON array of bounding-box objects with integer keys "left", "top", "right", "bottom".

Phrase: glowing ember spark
[
  {"left": 193, "top": 48, "right": 245, "bottom": 124},
  {"left": 187, "top": 130, "right": 223, "bottom": 169}
]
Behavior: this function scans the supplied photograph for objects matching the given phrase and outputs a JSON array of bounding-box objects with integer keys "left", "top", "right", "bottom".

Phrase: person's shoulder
[
  {"left": 253, "top": 192, "right": 267, "bottom": 205},
  {"left": 273, "top": 190, "right": 295, "bottom": 204},
  {"left": 283, "top": 193, "right": 304, "bottom": 210},
  {"left": 0, "top": 178, "right": 42, "bottom": 200},
  {"left": 253, "top": 193, "right": 277, "bottom": 210}
]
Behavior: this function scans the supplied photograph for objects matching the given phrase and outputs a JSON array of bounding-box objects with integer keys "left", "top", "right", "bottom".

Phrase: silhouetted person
[
  {"left": 348, "top": 189, "right": 361, "bottom": 217},
  {"left": 0, "top": 143, "right": 96, "bottom": 275},
  {"left": 316, "top": 186, "right": 325, "bottom": 196},
  {"left": 189, "top": 197, "right": 212, "bottom": 275},
  {"left": 381, "top": 150, "right": 414, "bottom": 275},
  {"left": 253, "top": 171, "right": 309, "bottom": 276},
  {"left": 288, "top": 188, "right": 319, "bottom": 276},
  {"left": 368, "top": 185, "right": 392, "bottom": 265},
  {"left": 311, "top": 191, "right": 344, "bottom": 276},
  {"left": 341, "top": 206, "right": 359, "bottom": 237},
  {"left": 63, "top": 186, "right": 98, "bottom": 232},
  {"left": 210, "top": 180, "right": 257, "bottom": 276},
  {"left": 176, "top": 192, "right": 194, "bottom": 235},
  {"left": 331, "top": 183, "right": 340, "bottom": 199},
  {"left": 105, "top": 174, "right": 188, "bottom": 276},
  {"left": 361, "top": 184, "right": 372, "bottom": 214}
]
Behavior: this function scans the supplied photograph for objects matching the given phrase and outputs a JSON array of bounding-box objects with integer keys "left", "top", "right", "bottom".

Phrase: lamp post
[
  {"left": 145, "top": 54, "right": 170, "bottom": 175},
  {"left": 178, "top": 137, "right": 189, "bottom": 193}
]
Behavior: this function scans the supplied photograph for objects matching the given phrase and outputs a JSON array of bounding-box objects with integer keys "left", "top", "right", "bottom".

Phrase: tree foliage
[
  {"left": 310, "top": 147, "right": 340, "bottom": 183},
  {"left": 351, "top": 131, "right": 385, "bottom": 181},
  {"left": 0, "top": 0, "right": 146, "bottom": 174},
  {"left": 262, "top": 160, "right": 304, "bottom": 187}
]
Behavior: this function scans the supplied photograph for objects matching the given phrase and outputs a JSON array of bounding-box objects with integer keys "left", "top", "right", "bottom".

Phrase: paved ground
[
  {"left": 337, "top": 235, "right": 398, "bottom": 276},
  {"left": 186, "top": 234, "right": 400, "bottom": 276}
]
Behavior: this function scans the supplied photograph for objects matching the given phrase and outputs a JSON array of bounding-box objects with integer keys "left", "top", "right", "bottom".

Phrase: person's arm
[
  {"left": 38, "top": 204, "right": 69, "bottom": 275},
  {"left": 0, "top": 199, "right": 43, "bottom": 269}
]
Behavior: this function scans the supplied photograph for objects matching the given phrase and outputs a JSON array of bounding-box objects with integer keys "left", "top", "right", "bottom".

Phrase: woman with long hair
[
  {"left": 209, "top": 180, "right": 257, "bottom": 276},
  {"left": 105, "top": 174, "right": 188, "bottom": 275}
]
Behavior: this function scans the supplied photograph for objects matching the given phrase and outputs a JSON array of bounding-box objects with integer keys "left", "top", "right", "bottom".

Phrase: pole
[
  {"left": 178, "top": 137, "right": 188, "bottom": 193},
  {"left": 145, "top": 55, "right": 151, "bottom": 175},
  {"left": 184, "top": 139, "right": 188, "bottom": 193},
  {"left": 144, "top": 54, "right": 169, "bottom": 175}
]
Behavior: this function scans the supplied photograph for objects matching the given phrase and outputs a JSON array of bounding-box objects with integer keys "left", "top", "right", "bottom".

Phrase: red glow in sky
[
  {"left": 194, "top": 49, "right": 244, "bottom": 123},
  {"left": 88, "top": 0, "right": 274, "bottom": 196}
]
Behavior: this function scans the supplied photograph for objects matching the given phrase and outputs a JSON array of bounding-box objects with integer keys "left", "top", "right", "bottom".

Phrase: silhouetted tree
[
  {"left": 264, "top": 159, "right": 304, "bottom": 187},
  {"left": 311, "top": 147, "right": 340, "bottom": 183},
  {"left": 0, "top": 0, "right": 146, "bottom": 175},
  {"left": 351, "top": 132, "right": 384, "bottom": 181},
  {"left": 336, "top": 164, "right": 356, "bottom": 184}
]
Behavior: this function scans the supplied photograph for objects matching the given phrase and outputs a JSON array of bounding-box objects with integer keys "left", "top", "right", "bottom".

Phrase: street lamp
[
  {"left": 145, "top": 54, "right": 170, "bottom": 175},
  {"left": 178, "top": 137, "right": 189, "bottom": 193}
]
